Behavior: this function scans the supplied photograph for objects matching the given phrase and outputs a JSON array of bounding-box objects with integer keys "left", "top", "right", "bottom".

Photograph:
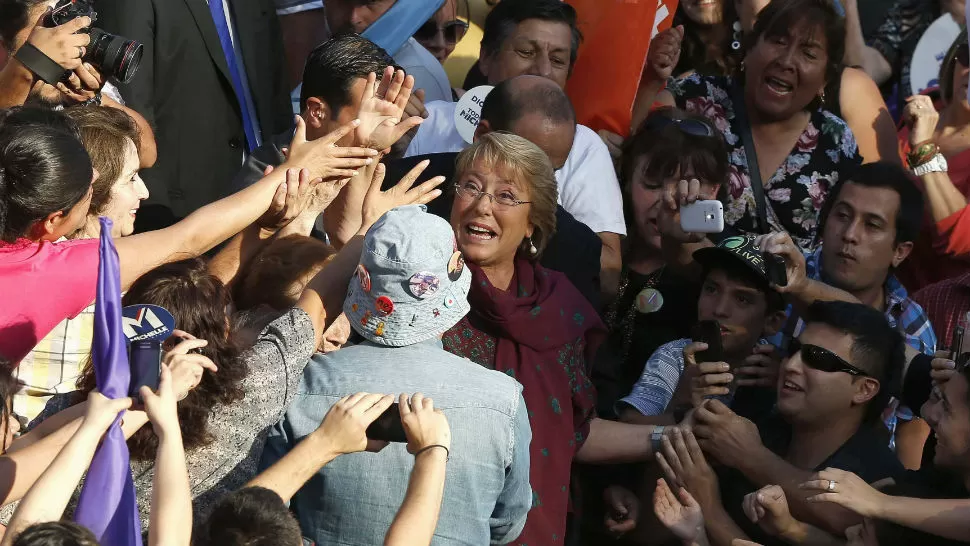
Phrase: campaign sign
[
  {"left": 911, "top": 14, "right": 961, "bottom": 95},
  {"left": 455, "top": 85, "right": 494, "bottom": 144},
  {"left": 121, "top": 305, "right": 176, "bottom": 344}
]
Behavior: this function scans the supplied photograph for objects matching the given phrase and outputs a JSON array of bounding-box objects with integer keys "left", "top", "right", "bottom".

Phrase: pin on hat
[
  {"left": 356, "top": 264, "right": 371, "bottom": 293},
  {"left": 408, "top": 272, "right": 441, "bottom": 299},
  {"left": 448, "top": 251, "right": 465, "bottom": 281}
]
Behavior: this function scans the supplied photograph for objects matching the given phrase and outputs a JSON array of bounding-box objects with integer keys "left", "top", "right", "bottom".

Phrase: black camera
[{"left": 44, "top": 0, "right": 144, "bottom": 84}]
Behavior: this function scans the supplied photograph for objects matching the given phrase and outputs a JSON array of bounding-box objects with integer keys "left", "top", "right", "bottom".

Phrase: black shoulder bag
[{"left": 730, "top": 81, "right": 772, "bottom": 235}]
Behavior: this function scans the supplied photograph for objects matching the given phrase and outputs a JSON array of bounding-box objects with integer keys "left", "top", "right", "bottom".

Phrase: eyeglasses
[
  {"left": 790, "top": 339, "right": 869, "bottom": 377},
  {"left": 454, "top": 181, "right": 531, "bottom": 209},
  {"left": 415, "top": 19, "right": 469, "bottom": 45},
  {"left": 644, "top": 115, "right": 717, "bottom": 138},
  {"left": 957, "top": 43, "right": 969, "bottom": 68}
]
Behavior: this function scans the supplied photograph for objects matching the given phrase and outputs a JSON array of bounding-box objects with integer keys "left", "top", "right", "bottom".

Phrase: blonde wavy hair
[{"left": 454, "top": 131, "right": 558, "bottom": 258}]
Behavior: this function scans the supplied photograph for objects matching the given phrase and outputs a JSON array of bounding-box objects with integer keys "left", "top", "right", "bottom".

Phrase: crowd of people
[{"left": 0, "top": 0, "right": 970, "bottom": 545}]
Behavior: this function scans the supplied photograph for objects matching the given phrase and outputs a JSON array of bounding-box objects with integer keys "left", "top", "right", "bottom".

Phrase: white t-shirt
[
  {"left": 394, "top": 38, "right": 452, "bottom": 104},
  {"left": 405, "top": 101, "right": 627, "bottom": 235}
]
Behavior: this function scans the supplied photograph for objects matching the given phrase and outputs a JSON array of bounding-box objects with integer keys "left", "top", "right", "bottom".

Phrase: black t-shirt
[
  {"left": 718, "top": 414, "right": 905, "bottom": 546},
  {"left": 591, "top": 267, "right": 698, "bottom": 418}
]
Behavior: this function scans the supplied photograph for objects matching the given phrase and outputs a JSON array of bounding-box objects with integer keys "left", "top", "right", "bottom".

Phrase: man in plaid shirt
[{"left": 761, "top": 162, "right": 937, "bottom": 355}]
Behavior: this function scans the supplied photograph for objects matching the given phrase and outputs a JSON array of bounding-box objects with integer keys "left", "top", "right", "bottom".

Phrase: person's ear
[
  {"left": 478, "top": 46, "right": 493, "bottom": 80},
  {"left": 473, "top": 119, "right": 492, "bottom": 142},
  {"left": 891, "top": 241, "right": 914, "bottom": 268},
  {"left": 852, "top": 377, "right": 880, "bottom": 406},
  {"left": 31, "top": 210, "right": 66, "bottom": 240},
  {"left": 762, "top": 309, "right": 788, "bottom": 337},
  {"left": 304, "top": 98, "right": 331, "bottom": 129}
]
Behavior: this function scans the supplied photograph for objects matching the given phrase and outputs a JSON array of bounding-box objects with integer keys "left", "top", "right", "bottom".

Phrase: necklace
[{"left": 604, "top": 266, "right": 666, "bottom": 367}]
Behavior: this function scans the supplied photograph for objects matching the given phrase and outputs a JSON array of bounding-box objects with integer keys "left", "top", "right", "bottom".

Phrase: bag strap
[
  {"left": 730, "top": 81, "right": 771, "bottom": 235},
  {"left": 13, "top": 43, "right": 67, "bottom": 85}
]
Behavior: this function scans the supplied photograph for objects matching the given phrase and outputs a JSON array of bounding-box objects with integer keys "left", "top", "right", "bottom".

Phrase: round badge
[
  {"left": 375, "top": 322, "right": 386, "bottom": 337},
  {"left": 443, "top": 295, "right": 457, "bottom": 308},
  {"left": 408, "top": 272, "right": 441, "bottom": 299},
  {"left": 356, "top": 264, "right": 371, "bottom": 293},
  {"left": 447, "top": 251, "right": 465, "bottom": 281},
  {"left": 375, "top": 296, "right": 394, "bottom": 316},
  {"left": 635, "top": 288, "right": 664, "bottom": 314}
]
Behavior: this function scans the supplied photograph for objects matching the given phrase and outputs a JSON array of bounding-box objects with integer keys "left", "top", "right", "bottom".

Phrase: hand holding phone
[
  {"left": 366, "top": 402, "right": 408, "bottom": 443},
  {"left": 680, "top": 200, "right": 724, "bottom": 234},
  {"left": 691, "top": 320, "right": 723, "bottom": 364}
]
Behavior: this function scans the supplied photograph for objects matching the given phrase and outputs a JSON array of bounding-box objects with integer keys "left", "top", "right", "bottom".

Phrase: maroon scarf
[{"left": 466, "top": 258, "right": 606, "bottom": 371}]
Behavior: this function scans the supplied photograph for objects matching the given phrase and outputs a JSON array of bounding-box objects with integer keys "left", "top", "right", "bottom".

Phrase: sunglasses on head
[
  {"left": 957, "top": 43, "right": 970, "bottom": 68},
  {"left": 414, "top": 19, "right": 469, "bottom": 44},
  {"left": 789, "top": 339, "right": 869, "bottom": 377},
  {"left": 645, "top": 115, "right": 716, "bottom": 138}
]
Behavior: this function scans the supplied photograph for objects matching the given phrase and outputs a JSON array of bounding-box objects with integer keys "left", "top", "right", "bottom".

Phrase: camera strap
[
  {"left": 13, "top": 43, "right": 68, "bottom": 85},
  {"left": 730, "top": 80, "right": 771, "bottom": 235}
]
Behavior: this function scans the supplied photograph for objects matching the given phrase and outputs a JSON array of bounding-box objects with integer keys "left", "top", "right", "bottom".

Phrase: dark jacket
[{"left": 98, "top": 0, "right": 292, "bottom": 218}]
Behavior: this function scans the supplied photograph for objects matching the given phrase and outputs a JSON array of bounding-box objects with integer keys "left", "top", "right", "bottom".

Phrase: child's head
[
  {"left": 693, "top": 236, "right": 787, "bottom": 356},
  {"left": 196, "top": 487, "right": 303, "bottom": 546},
  {"left": 12, "top": 522, "right": 99, "bottom": 546}
]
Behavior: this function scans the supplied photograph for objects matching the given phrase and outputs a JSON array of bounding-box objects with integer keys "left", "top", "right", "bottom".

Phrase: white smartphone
[{"left": 680, "top": 200, "right": 724, "bottom": 233}]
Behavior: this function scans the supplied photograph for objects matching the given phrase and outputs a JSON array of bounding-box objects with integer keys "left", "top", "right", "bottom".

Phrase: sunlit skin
[
  {"left": 324, "top": 0, "right": 395, "bottom": 35},
  {"left": 415, "top": 0, "right": 460, "bottom": 63},
  {"left": 479, "top": 19, "right": 573, "bottom": 89},
  {"left": 449, "top": 159, "right": 534, "bottom": 291},
  {"left": 77, "top": 138, "right": 149, "bottom": 238}
]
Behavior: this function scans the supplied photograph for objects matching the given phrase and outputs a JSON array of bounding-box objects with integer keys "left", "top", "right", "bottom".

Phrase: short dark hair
[
  {"left": 0, "top": 0, "right": 45, "bottom": 51},
  {"left": 12, "top": 522, "right": 99, "bottom": 546},
  {"left": 0, "top": 107, "right": 93, "bottom": 242},
  {"left": 745, "top": 0, "right": 845, "bottom": 110},
  {"left": 701, "top": 259, "right": 787, "bottom": 314},
  {"left": 481, "top": 0, "right": 583, "bottom": 72},
  {"left": 480, "top": 78, "right": 576, "bottom": 131},
  {"left": 196, "top": 487, "right": 303, "bottom": 546},
  {"left": 300, "top": 33, "right": 396, "bottom": 114},
  {"left": 817, "top": 161, "right": 924, "bottom": 246},
  {"left": 803, "top": 300, "right": 904, "bottom": 423}
]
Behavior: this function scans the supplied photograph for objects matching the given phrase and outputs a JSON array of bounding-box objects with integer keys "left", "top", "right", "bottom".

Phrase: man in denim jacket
[{"left": 261, "top": 205, "right": 533, "bottom": 545}]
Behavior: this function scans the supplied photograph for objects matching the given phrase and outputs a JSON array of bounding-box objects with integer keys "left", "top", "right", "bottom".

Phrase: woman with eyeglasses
[
  {"left": 413, "top": 0, "right": 469, "bottom": 64},
  {"left": 897, "top": 30, "right": 970, "bottom": 291},
  {"left": 656, "top": 0, "right": 862, "bottom": 250},
  {"left": 441, "top": 132, "right": 679, "bottom": 546}
]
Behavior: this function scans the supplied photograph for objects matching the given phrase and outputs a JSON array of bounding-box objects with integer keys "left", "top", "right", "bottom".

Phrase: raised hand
[
  {"left": 658, "top": 177, "right": 710, "bottom": 243},
  {"left": 399, "top": 393, "right": 451, "bottom": 456},
  {"left": 656, "top": 428, "right": 721, "bottom": 511},
  {"left": 654, "top": 478, "right": 706, "bottom": 543},
  {"left": 55, "top": 62, "right": 103, "bottom": 103},
  {"left": 315, "top": 393, "right": 395, "bottom": 455},
  {"left": 736, "top": 344, "right": 781, "bottom": 388},
  {"left": 80, "top": 391, "right": 133, "bottom": 435},
  {"left": 140, "top": 363, "right": 180, "bottom": 438},
  {"left": 161, "top": 330, "right": 218, "bottom": 401},
  {"left": 360, "top": 160, "right": 445, "bottom": 230},
  {"left": 742, "top": 485, "right": 800, "bottom": 538},
  {"left": 683, "top": 342, "right": 734, "bottom": 407},
  {"left": 256, "top": 168, "right": 316, "bottom": 232},
  {"left": 284, "top": 117, "right": 379, "bottom": 182},
  {"left": 355, "top": 68, "right": 425, "bottom": 151},
  {"left": 693, "top": 400, "right": 763, "bottom": 470},
  {"left": 645, "top": 25, "right": 684, "bottom": 83},
  {"left": 603, "top": 485, "right": 639, "bottom": 536},
  {"left": 24, "top": 11, "right": 91, "bottom": 71},
  {"left": 902, "top": 95, "right": 939, "bottom": 148}
]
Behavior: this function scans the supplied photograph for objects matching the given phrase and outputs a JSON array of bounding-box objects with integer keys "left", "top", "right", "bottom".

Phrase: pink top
[{"left": 0, "top": 238, "right": 100, "bottom": 365}]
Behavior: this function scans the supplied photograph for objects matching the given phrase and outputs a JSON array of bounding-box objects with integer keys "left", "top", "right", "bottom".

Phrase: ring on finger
[
  {"left": 77, "top": 46, "right": 84, "bottom": 58},
  {"left": 827, "top": 479, "right": 837, "bottom": 492}
]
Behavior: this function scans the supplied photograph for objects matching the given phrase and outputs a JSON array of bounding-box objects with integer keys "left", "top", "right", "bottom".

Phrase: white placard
[
  {"left": 454, "top": 85, "right": 494, "bottom": 144},
  {"left": 910, "top": 14, "right": 961, "bottom": 96}
]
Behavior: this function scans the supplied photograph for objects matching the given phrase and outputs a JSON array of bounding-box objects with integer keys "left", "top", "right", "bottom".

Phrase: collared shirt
[
  {"left": 769, "top": 247, "right": 938, "bottom": 354},
  {"left": 914, "top": 272, "right": 970, "bottom": 348},
  {"left": 261, "top": 338, "right": 533, "bottom": 546}
]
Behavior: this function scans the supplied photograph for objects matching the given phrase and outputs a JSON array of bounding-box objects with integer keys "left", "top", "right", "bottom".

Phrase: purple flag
[{"left": 75, "top": 217, "right": 143, "bottom": 546}]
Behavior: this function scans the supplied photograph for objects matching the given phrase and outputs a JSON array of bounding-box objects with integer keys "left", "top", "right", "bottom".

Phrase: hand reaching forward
[
  {"left": 356, "top": 68, "right": 425, "bottom": 151},
  {"left": 799, "top": 468, "right": 890, "bottom": 518},
  {"left": 742, "top": 485, "right": 801, "bottom": 539},
  {"left": 603, "top": 485, "right": 639, "bottom": 536},
  {"left": 283, "top": 116, "right": 378, "bottom": 182},
  {"left": 316, "top": 393, "right": 395, "bottom": 455},
  {"left": 360, "top": 160, "right": 445, "bottom": 230},
  {"left": 80, "top": 391, "right": 133, "bottom": 436},
  {"left": 654, "top": 478, "right": 706, "bottom": 543},
  {"left": 256, "top": 168, "right": 317, "bottom": 232},
  {"left": 656, "top": 427, "right": 722, "bottom": 511},
  {"left": 399, "top": 393, "right": 451, "bottom": 455}
]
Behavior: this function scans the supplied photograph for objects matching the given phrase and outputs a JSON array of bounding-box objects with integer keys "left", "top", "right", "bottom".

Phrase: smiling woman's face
[
  {"left": 743, "top": 21, "right": 829, "bottom": 121},
  {"left": 449, "top": 159, "right": 534, "bottom": 271}
]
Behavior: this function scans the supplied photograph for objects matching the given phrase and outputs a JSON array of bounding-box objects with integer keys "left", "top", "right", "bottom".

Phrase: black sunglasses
[
  {"left": 415, "top": 19, "right": 469, "bottom": 45},
  {"left": 644, "top": 115, "right": 717, "bottom": 138},
  {"left": 790, "top": 339, "right": 869, "bottom": 377},
  {"left": 957, "top": 43, "right": 969, "bottom": 68}
]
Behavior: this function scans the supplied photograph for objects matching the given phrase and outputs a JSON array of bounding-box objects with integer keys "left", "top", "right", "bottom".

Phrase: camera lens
[{"left": 86, "top": 28, "right": 144, "bottom": 84}]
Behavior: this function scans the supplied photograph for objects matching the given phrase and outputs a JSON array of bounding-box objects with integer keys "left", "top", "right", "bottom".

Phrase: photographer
[{"left": 0, "top": 0, "right": 157, "bottom": 167}]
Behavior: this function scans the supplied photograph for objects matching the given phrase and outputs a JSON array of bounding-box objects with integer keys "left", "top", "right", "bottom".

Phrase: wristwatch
[
  {"left": 911, "top": 153, "right": 948, "bottom": 177},
  {"left": 650, "top": 426, "right": 666, "bottom": 453}
]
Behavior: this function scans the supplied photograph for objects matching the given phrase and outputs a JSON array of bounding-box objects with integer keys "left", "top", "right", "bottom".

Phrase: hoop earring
[
  {"left": 528, "top": 237, "right": 538, "bottom": 256},
  {"left": 731, "top": 20, "right": 743, "bottom": 51}
]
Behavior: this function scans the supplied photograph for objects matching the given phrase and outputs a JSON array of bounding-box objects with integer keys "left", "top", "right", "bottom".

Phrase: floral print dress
[{"left": 668, "top": 74, "right": 862, "bottom": 250}]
